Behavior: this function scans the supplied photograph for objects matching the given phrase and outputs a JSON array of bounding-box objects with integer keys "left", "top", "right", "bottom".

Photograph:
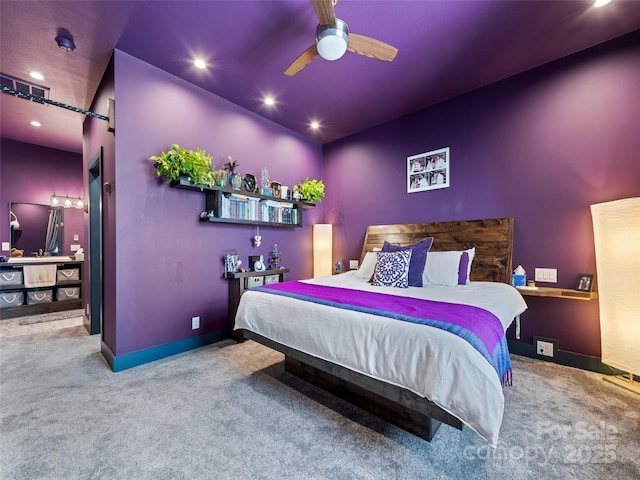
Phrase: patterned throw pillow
[{"left": 371, "top": 250, "right": 412, "bottom": 288}]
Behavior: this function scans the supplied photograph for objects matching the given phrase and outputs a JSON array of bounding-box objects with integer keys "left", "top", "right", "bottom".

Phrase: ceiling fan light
[{"left": 316, "top": 19, "right": 349, "bottom": 61}]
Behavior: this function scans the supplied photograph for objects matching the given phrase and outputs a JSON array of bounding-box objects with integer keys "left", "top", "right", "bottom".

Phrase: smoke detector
[{"left": 56, "top": 35, "right": 76, "bottom": 52}]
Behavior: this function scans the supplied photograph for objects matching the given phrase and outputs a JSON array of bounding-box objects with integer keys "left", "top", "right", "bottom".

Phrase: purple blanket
[{"left": 256, "top": 281, "right": 512, "bottom": 386}]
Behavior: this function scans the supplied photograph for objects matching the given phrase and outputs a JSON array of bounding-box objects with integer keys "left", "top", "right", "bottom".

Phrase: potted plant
[
  {"left": 223, "top": 156, "right": 242, "bottom": 190},
  {"left": 149, "top": 144, "right": 214, "bottom": 190},
  {"left": 295, "top": 177, "right": 325, "bottom": 203}
]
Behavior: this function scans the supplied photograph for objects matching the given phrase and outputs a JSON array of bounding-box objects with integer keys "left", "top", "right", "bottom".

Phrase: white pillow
[
  {"left": 355, "top": 251, "right": 378, "bottom": 280},
  {"left": 422, "top": 248, "right": 475, "bottom": 286},
  {"left": 422, "top": 251, "right": 462, "bottom": 286}
]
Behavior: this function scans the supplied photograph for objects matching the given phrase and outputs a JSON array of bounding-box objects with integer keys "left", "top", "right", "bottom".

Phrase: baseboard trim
[
  {"left": 508, "top": 340, "right": 617, "bottom": 375},
  {"left": 101, "top": 329, "right": 228, "bottom": 372}
]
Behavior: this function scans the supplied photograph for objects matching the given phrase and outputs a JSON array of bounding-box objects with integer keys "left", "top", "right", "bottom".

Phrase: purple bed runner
[{"left": 256, "top": 281, "right": 512, "bottom": 386}]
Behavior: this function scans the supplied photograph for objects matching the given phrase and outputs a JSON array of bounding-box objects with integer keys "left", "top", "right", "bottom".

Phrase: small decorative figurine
[{"left": 269, "top": 244, "right": 281, "bottom": 269}]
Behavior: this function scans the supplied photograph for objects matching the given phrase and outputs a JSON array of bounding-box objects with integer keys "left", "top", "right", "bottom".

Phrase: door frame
[{"left": 87, "top": 148, "right": 103, "bottom": 335}]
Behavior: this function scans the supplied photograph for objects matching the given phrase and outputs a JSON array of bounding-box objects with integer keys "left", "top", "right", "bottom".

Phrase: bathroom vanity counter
[{"left": 0, "top": 260, "right": 84, "bottom": 319}]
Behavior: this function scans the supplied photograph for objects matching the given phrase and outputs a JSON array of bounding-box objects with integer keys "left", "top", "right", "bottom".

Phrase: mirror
[{"left": 9, "top": 202, "right": 63, "bottom": 256}]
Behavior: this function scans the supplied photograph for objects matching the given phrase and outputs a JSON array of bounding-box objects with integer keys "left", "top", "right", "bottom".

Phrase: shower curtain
[{"left": 45, "top": 208, "right": 62, "bottom": 255}]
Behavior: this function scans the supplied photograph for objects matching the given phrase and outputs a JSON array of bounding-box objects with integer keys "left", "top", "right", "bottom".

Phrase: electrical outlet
[
  {"left": 535, "top": 268, "right": 557, "bottom": 283},
  {"left": 349, "top": 260, "right": 359, "bottom": 270},
  {"left": 191, "top": 316, "right": 200, "bottom": 330},
  {"left": 536, "top": 340, "right": 555, "bottom": 357}
]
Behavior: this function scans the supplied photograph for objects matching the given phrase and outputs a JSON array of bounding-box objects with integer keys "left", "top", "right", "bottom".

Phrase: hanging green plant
[
  {"left": 149, "top": 144, "right": 215, "bottom": 190},
  {"left": 295, "top": 177, "right": 325, "bottom": 203}
]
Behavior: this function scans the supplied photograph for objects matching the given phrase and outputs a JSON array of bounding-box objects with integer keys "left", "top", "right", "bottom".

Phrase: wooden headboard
[{"left": 360, "top": 218, "right": 514, "bottom": 283}]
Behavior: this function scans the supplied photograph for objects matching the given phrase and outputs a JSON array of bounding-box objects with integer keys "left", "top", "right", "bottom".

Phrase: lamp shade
[
  {"left": 313, "top": 224, "right": 333, "bottom": 278},
  {"left": 591, "top": 197, "right": 640, "bottom": 377}
]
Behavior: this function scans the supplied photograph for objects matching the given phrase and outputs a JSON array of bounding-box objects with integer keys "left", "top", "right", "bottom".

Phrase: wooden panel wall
[{"left": 360, "top": 217, "right": 514, "bottom": 283}]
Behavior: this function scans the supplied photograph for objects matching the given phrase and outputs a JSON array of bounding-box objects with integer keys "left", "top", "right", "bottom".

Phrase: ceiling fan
[{"left": 284, "top": 0, "right": 398, "bottom": 76}]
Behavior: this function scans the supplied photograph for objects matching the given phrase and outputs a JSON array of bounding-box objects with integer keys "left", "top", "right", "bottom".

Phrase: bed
[{"left": 234, "top": 218, "right": 527, "bottom": 446}]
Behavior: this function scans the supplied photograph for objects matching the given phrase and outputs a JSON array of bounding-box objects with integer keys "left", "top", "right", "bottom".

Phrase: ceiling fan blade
[
  {"left": 312, "top": 0, "right": 336, "bottom": 26},
  {"left": 284, "top": 45, "right": 320, "bottom": 76},
  {"left": 347, "top": 33, "right": 398, "bottom": 62}
]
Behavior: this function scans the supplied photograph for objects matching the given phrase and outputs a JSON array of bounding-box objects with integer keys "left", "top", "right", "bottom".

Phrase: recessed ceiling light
[
  {"left": 264, "top": 96, "right": 275, "bottom": 106},
  {"left": 310, "top": 121, "right": 320, "bottom": 129},
  {"left": 194, "top": 58, "right": 206, "bottom": 69},
  {"left": 29, "top": 71, "right": 44, "bottom": 81},
  {"left": 30, "top": 121, "right": 41, "bottom": 127},
  {"left": 594, "top": 0, "right": 612, "bottom": 7}
]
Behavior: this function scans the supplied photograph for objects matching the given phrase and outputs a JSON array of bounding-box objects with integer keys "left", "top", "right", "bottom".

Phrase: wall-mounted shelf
[
  {"left": 516, "top": 286, "right": 598, "bottom": 301},
  {"left": 170, "top": 178, "right": 314, "bottom": 228}
]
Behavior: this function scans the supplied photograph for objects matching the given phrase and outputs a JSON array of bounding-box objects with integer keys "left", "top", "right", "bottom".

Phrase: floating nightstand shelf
[{"left": 516, "top": 286, "right": 598, "bottom": 301}]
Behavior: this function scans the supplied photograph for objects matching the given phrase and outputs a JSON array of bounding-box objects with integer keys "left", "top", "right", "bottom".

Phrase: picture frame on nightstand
[{"left": 576, "top": 273, "right": 594, "bottom": 292}]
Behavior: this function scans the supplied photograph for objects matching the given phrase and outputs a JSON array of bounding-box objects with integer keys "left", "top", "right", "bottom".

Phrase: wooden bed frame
[{"left": 243, "top": 217, "right": 514, "bottom": 443}]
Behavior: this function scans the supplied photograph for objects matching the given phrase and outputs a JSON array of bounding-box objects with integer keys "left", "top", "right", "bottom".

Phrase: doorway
[{"left": 87, "top": 148, "right": 103, "bottom": 335}]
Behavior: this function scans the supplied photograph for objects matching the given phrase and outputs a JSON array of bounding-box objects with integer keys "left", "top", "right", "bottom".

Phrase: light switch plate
[
  {"left": 70, "top": 244, "right": 81, "bottom": 252},
  {"left": 349, "top": 260, "right": 359, "bottom": 270},
  {"left": 535, "top": 268, "right": 557, "bottom": 283},
  {"left": 1, "top": 242, "right": 9, "bottom": 251}
]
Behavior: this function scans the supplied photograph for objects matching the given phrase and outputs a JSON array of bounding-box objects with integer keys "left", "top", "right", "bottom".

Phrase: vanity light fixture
[{"left": 51, "top": 194, "right": 84, "bottom": 209}]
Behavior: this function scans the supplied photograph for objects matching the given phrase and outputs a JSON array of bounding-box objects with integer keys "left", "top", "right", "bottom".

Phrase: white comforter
[{"left": 235, "top": 271, "right": 527, "bottom": 446}]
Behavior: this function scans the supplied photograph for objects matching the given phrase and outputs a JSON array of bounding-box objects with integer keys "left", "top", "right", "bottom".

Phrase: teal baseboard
[
  {"left": 508, "top": 340, "right": 617, "bottom": 375},
  {"left": 102, "top": 329, "right": 228, "bottom": 372}
]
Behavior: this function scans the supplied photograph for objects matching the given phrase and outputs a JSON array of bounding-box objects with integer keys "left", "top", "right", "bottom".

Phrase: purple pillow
[
  {"left": 382, "top": 237, "right": 433, "bottom": 287},
  {"left": 458, "top": 251, "right": 469, "bottom": 285}
]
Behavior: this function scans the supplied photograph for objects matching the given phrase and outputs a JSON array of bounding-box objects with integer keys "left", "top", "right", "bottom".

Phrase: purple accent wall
[
  {"left": 0, "top": 139, "right": 84, "bottom": 256},
  {"left": 104, "top": 50, "right": 322, "bottom": 357},
  {"left": 322, "top": 33, "right": 640, "bottom": 358}
]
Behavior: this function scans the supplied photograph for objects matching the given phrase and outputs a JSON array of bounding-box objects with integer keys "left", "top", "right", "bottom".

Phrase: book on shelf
[{"left": 217, "top": 193, "right": 298, "bottom": 225}]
